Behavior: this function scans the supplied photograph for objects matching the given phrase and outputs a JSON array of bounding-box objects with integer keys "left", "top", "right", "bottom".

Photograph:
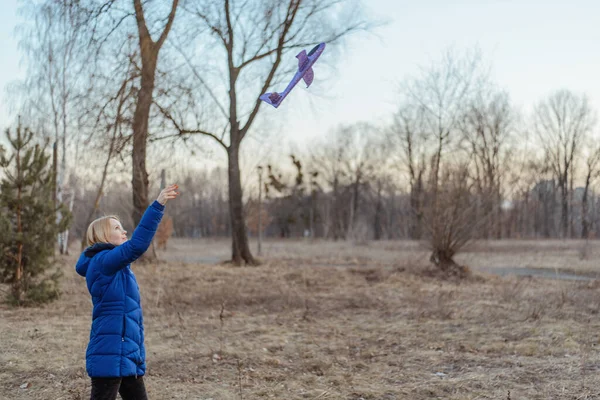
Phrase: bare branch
[
  {"left": 133, "top": 0, "right": 152, "bottom": 45},
  {"left": 194, "top": 9, "right": 227, "bottom": 48},
  {"left": 170, "top": 41, "right": 228, "bottom": 119},
  {"left": 156, "top": 0, "right": 180, "bottom": 49},
  {"left": 239, "top": 0, "right": 301, "bottom": 141},
  {"left": 224, "top": 0, "right": 234, "bottom": 51},
  {"left": 154, "top": 101, "right": 228, "bottom": 151}
]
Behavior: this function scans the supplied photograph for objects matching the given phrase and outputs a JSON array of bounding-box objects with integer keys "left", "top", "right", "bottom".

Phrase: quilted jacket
[{"left": 75, "top": 200, "right": 164, "bottom": 378}]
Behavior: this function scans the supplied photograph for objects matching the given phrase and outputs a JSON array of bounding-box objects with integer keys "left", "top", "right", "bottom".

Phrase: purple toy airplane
[{"left": 259, "top": 42, "right": 326, "bottom": 108}]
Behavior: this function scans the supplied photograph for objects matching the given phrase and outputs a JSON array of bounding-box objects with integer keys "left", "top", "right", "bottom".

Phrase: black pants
[{"left": 91, "top": 376, "right": 148, "bottom": 400}]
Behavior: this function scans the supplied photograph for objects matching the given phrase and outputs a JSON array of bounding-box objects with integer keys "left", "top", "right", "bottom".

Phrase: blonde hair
[{"left": 85, "top": 216, "right": 121, "bottom": 247}]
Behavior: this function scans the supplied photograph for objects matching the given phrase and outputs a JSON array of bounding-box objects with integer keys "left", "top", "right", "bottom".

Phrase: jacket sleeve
[{"left": 98, "top": 200, "right": 165, "bottom": 275}]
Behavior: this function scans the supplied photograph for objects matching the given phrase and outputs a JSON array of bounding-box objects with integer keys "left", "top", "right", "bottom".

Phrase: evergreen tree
[{"left": 0, "top": 123, "right": 71, "bottom": 305}]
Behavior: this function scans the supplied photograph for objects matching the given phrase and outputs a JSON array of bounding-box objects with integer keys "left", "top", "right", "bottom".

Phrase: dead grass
[{"left": 2, "top": 239, "right": 600, "bottom": 399}]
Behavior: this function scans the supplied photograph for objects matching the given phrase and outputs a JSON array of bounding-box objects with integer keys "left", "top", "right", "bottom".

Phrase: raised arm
[{"left": 99, "top": 184, "right": 179, "bottom": 274}]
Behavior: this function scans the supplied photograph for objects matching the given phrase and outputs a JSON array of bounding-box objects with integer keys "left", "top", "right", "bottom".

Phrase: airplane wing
[{"left": 303, "top": 67, "right": 314, "bottom": 87}]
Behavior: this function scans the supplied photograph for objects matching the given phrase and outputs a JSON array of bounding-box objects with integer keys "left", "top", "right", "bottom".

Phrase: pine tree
[{"left": 0, "top": 123, "right": 71, "bottom": 305}]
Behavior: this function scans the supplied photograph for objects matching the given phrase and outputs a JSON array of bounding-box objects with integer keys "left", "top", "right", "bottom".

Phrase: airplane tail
[{"left": 259, "top": 92, "right": 282, "bottom": 108}]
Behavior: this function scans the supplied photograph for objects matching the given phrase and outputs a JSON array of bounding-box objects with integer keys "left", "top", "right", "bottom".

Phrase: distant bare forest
[{"left": 5, "top": 0, "right": 600, "bottom": 269}]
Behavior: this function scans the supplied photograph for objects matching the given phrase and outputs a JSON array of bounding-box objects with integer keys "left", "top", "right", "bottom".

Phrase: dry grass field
[{"left": 2, "top": 238, "right": 600, "bottom": 399}]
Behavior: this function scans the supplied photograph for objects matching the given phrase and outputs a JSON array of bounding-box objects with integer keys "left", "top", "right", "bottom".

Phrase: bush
[{"left": 0, "top": 124, "right": 71, "bottom": 306}]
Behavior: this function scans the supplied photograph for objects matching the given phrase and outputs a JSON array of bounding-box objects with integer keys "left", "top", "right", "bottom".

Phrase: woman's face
[{"left": 108, "top": 218, "right": 128, "bottom": 246}]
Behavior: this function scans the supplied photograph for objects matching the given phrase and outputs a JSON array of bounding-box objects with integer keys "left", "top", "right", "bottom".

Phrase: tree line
[{"left": 5, "top": 1, "right": 600, "bottom": 277}]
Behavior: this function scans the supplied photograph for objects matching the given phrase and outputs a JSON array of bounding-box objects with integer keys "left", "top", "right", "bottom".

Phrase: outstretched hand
[{"left": 157, "top": 184, "right": 179, "bottom": 206}]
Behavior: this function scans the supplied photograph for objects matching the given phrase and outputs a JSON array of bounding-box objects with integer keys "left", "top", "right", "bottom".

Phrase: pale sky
[{"left": 2, "top": 0, "right": 600, "bottom": 146}]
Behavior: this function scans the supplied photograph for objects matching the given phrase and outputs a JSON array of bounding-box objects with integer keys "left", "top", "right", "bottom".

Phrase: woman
[{"left": 76, "top": 184, "right": 179, "bottom": 400}]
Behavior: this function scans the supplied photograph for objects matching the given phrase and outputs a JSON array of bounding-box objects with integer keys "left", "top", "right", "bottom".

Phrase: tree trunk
[
  {"left": 582, "top": 174, "right": 591, "bottom": 239},
  {"left": 561, "top": 185, "right": 568, "bottom": 239},
  {"left": 81, "top": 156, "right": 110, "bottom": 251},
  {"left": 58, "top": 94, "right": 69, "bottom": 254},
  {"left": 352, "top": 175, "right": 360, "bottom": 226},
  {"left": 332, "top": 178, "right": 340, "bottom": 240},
  {"left": 522, "top": 191, "right": 529, "bottom": 238},
  {"left": 347, "top": 192, "right": 354, "bottom": 239},
  {"left": 257, "top": 167, "right": 262, "bottom": 255},
  {"left": 542, "top": 187, "right": 550, "bottom": 238},
  {"left": 52, "top": 141, "right": 57, "bottom": 256},
  {"left": 131, "top": 57, "right": 156, "bottom": 228},
  {"left": 569, "top": 166, "right": 575, "bottom": 239},
  {"left": 389, "top": 191, "right": 396, "bottom": 239},
  {"left": 62, "top": 190, "right": 74, "bottom": 255},
  {"left": 14, "top": 139, "right": 24, "bottom": 304},
  {"left": 429, "top": 249, "right": 469, "bottom": 278},
  {"left": 131, "top": 0, "right": 178, "bottom": 247},
  {"left": 228, "top": 146, "right": 257, "bottom": 265},
  {"left": 495, "top": 186, "right": 502, "bottom": 239},
  {"left": 560, "top": 174, "right": 568, "bottom": 239},
  {"left": 309, "top": 190, "right": 315, "bottom": 239},
  {"left": 582, "top": 193, "right": 589, "bottom": 239},
  {"left": 409, "top": 184, "right": 419, "bottom": 239},
  {"left": 414, "top": 170, "right": 424, "bottom": 239},
  {"left": 373, "top": 182, "right": 382, "bottom": 240}
]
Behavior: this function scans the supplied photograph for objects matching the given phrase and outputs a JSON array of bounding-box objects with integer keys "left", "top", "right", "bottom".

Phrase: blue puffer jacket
[{"left": 75, "top": 200, "right": 164, "bottom": 378}]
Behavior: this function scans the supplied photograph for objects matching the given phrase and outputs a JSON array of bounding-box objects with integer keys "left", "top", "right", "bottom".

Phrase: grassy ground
[{"left": 2, "top": 239, "right": 600, "bottom": 399}]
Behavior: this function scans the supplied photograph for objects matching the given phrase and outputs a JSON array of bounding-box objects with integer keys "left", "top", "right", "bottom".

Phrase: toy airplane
[{"left": 259, "top": 42, "right": 326, "bottom": 108}]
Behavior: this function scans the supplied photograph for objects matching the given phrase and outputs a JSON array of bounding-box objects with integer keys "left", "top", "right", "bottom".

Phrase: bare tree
[
  {"left": 364, "top": 134, "right": 394, "bottom": 240},
  {"left": 499, "top": 129, "right": 544, "bottom": 239},
  {"left": 461, "top": 90, "right": 513, "bottom": 238},
  {"left": 340, "top": 123, "right": 381, "bottom": 239},
  {"left": 310, "top": 123, "right": 379, "bottom": 240},
  {"left": 389, "top": 104, "right": 428, "bottom": 239},
  {"left": 533, "top": 90, "right": 596, "bottom": 238},
  {"left": 425, "top": 161, "right": 480, "bottom": 277},
  {"left": 160, "top": 0, "right": 370, "bottom": 264},
  {"left": 581, "top": 142, "right": 600, "bottom": 238},
  {"left": 402, "top": 48, "right": 487, "bottom": 196},
  {"left": 311, "top": 130, "right": 347, "bottom": 240},
  {"left": 398, "top": 48, "right": 489, "bottom": 274},
  {"left": 262, "top": 155, "right": 307, "bottom": 238}
]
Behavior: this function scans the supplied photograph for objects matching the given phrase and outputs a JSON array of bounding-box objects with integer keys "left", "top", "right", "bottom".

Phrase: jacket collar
[{"left": 84, "top": 242, "right": 116, "bottom": 258}]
